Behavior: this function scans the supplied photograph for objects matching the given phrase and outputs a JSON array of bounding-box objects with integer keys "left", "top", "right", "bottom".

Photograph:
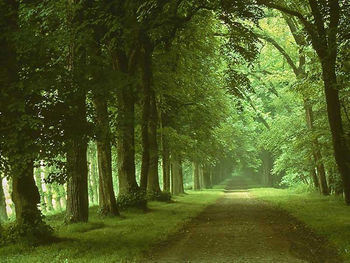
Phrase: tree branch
[{"left": 256, "top": 32, "right": 298, "bottom": 75}]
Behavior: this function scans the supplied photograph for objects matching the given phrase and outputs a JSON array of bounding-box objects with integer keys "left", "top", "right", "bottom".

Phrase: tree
[{"left": 257, "top": 0, "right": 350, "bottom": 204}]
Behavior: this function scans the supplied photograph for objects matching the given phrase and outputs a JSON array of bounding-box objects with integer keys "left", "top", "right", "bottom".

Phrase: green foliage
[
  {"left": 1, "top": 221, "right": 54, "bottom": 247},
  {"left": 117, "top": 191, "right": 147, "bottom": 210}
]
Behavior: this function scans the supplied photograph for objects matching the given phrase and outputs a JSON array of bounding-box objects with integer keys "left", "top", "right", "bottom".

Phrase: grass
[
  {"left": 0, "top": 189, "right": 223, "bottom": 263},
  {"left": 250, "top": 187, "right": 350, "bottom": 262}
]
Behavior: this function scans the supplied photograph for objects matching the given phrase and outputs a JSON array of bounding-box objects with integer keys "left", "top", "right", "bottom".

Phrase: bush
[
  {"left": 147, "top": 191, "right": 172, "bottom": 202},
  {"left": 117, "top": 191, "right": 147, "bottom": 210},
  {"left": 1, "top": 221, "right": 54, "bottom": 246}
]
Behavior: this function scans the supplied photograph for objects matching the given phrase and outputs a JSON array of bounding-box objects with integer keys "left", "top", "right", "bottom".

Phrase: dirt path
[{"left": 144, "top": 177, "right": 342, "bottom": 263}]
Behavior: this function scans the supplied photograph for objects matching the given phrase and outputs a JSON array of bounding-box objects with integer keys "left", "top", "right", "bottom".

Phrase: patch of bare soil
[{"left": 143, "top": 178, "right": 343, "bottom": 263}]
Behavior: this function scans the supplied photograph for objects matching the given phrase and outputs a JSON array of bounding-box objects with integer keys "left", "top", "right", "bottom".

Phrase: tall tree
[{"left": 257, "top": 0, "right": 350, "bottom": 203}]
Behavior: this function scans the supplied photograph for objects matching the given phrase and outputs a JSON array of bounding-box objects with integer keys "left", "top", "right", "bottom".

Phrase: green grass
[
  {"left": 250, "top": 188, "right": 350, "bottom": 262},
  {"left": 0, "top": 189, "right": 223, "bottom": 263}
]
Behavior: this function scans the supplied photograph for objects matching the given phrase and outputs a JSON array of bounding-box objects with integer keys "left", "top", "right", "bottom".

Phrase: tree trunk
[
  {"left": 12, "top": 160, "right": 42, "bottom": 225},
  {"left": 0, "top": 178, "right": 8, "bottom": 222},
  {"left": 93, "top": 95, "right": 119, "bottom": 216},
  {"left": 45, "top": 183, "right": 54, "bottom": 212},
  {"left": 52, "top": 184, "right": 62, "bottom": 211},
  {"left": 304, "top": 100, "right": 329, "bottom": 194},
  {"left": 193, "top": 162, "right": 200, "bottom": 190},
  {"left": 261, "top": 150, "right": 273, "bottom": 186},
  {"left": 201, "top": 165, "right": 212, "bottom": 189},
  {"left": 65, "top": 114, "right": 89, "bottom": 223},
  {"left": 115, "top": 52, "right": 140, "bottom": 197},
  {"left": 140, "top": 47, "right": 151, "bottom": 191},
  {"left": 162, "top": 139, "right": 171, "bottom": 192},
  {"left": 322, "top": 62, "right": 350, "bottom": 203},
  {"left": 34, "top": 167, "right": 46, "bottom": 212},
  {"left": 147, "top": 91, "right": 161, "bottom": 195},
  {"left": 310, "top": 168, "right": 319, "bottom": 189},
  {"left": 171, "top": 157, "right": 184, "bottom": 195}
]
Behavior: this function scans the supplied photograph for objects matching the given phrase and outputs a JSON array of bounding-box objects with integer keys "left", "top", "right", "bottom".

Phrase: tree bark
[
  {"left": 171, "top": 157, "right": 184, "bottom": 195},
  {"left": 139, "top": 37, "right": 161, "bottom": 195},
  {"left": 147, "top": 91, "right": 161, "bottom": 195},
  {"left": 65, "top": 94, "right": 89, "bottom": 223},
  {"left": 12, "top": 160, "right": 42, "bottom": 225},
  {"left": 193, "top": 162, "right": 200, "bottom": 190},
  {"left": 201, "top": 165, "right": 212, "bottom": 189},
  {"left": 115, "top": 51, "right": 140, "bottom": 196},
  {"left": 322, "top": 63, "right": 350, "bottom": 201},
  {"left": 93, "top": 95, "right": 119, "bottom": 216},
  {"left": 66, "top": 137, "right": 89, "bottom": 223},
  {"left": 0, "top": 178, "right": 8, "bottom": 222},
  {"left": 304, "top": 99, "right": 329, "bottom": 194}
]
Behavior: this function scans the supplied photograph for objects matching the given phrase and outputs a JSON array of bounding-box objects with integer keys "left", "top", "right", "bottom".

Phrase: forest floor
[{"left": 145, "top": 177, "right": 343, "bottom": 263}]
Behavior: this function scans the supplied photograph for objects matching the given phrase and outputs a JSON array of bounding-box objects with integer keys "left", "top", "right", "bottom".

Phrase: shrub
[
  {"left": 117, "top": 191, "right": 147, "bottom": 210},
  {"left": 147, "top": 191, "right": 172, "bottom": 202}
]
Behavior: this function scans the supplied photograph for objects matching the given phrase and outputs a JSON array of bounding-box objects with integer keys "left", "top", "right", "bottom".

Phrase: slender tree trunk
[
  {"left": 140, "top": 79, "right": 150, "bottom": 191},
  {"left": 311, "top": 168, "right": 319, "bottom": 189},
  {"left": 34, "top": 168, "right": 46, "bottom": 212},
  {"left": 45, "top": 183, "right": 54, "bottom": 212},
  {"left": 147, "top": 91, "right": 161, "bottom": 195},
  {"left": 52, "top": 184, "right": 62, "bottom": 211},
  {"left": 162, "top": 139, "right": 171, "bottom": 192},
  {"left": 304, "top": 99, "right": 329, "bottom": 194},
  {"left": 193, "top": 162, "right": 200, "bottom": 190},
  {"left": 93, "top": 95, "right": 119, "bottom": 216},
  {"left": 0, "top": 178, "right": 8, "bottom": 222},
  {"left": 12, "top": 160, "right": 42, "bottom": 225},
  {"left": 201, "top": 165, "right": 212, "bottom": 189},
  {"left": 59, "top": 185, "right": 66, "bottom": 210},
  {"left": 171, "top": 157, "right": 184, "bottom": 195},
  {"left": 261, "top": 150, "right": 273, "bottom": 186}
]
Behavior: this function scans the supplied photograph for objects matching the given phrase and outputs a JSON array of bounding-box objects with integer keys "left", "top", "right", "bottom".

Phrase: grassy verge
[
  {"left": 250, "top": 188, "right": 350, "bottom": 262},
  {"left": 0, "top": 189, "right": 223, "bottom": 263}
]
